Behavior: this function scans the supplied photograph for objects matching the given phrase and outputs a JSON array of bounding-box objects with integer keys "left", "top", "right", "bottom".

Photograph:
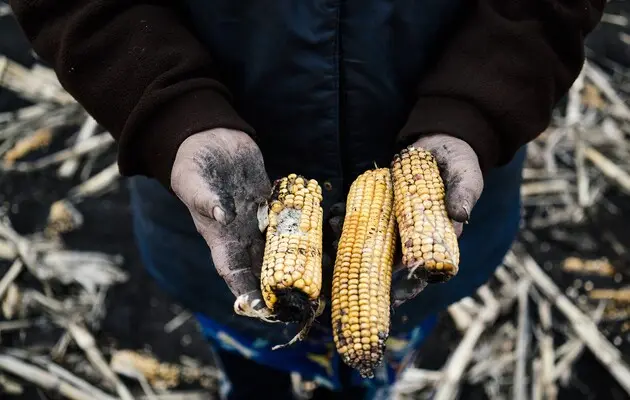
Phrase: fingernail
[
  {"left": 462, "top": 204, "right": 470, "bottom": 222},
  {"left": 213, "top": 206, "right": 227, "bottom": 225},
  {"left": 251, "top": 298, "right": 265, "bottom": 311}
]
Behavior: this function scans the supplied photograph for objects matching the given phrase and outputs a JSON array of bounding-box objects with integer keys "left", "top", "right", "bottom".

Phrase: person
[{"left": 10, "top": 1, "right": 604, "bottom": 398}]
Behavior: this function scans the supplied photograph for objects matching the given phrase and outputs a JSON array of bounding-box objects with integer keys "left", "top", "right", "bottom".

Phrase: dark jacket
[{"left": 9, "top": 0, "right": 604, "bottom": 200}]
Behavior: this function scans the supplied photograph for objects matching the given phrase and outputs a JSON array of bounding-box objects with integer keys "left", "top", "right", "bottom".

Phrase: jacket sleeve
[
  {"left": 9, "top": 0, "right": 255, "bottom": 189},
  {"left": 398, "top": 0, "right": 605, "bottom": 173}
]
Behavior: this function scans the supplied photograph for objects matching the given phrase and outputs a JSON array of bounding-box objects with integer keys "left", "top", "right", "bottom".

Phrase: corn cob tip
[
  {"left": 407, "top": 258, "right": 458, "bottom": 284},
  {"left": 271, "top": 297, "right": 325, "bottom": 351},
  {"left": 391, "top": 145, "right": 460, "bottom": 284},
  {"left": 334, "top": 316, "right": 388, "bottom": 379},
  {"left": 270, "top": 288, "right": 313, "bottom": 323},
  {"left": 359, "top": 364, "right": 379, "bottom": 380}
]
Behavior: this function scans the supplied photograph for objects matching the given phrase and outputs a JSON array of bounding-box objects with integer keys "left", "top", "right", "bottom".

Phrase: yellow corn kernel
[
  {"left": 331, "top": 168, "right": 396, "bottom": 378},
  {"left": 391, "top": 145, "right": 460, "bottom": 283},
  {"left": 260, "top": 174, "right": 324, "bottom": 323}
]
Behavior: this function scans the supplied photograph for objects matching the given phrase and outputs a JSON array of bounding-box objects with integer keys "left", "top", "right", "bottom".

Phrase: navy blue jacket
[
  {"left": 181, "top": 0, "right": 470, "bottom": 208},
  {"left": 10, "top": 1, "right": 604, "bottom": 195}
]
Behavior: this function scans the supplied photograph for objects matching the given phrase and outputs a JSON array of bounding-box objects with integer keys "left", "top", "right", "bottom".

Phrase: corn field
[{"left": 1, "top": 2, "right": 630, "bottom": 399}]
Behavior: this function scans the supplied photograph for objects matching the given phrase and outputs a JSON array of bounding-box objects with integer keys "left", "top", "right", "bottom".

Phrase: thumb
[
  {"left": 413, "top": 135, "right": 484, "bottom": 223},
  {"left": 172, "top": 165, "right": 237, "bottom": 226},
  {"left": 200, "top": 226, "right": 272, "bottom": 319},
  {"left": 206, "top": 233, "right": 262, "bottom": 297},
  {"left": 443, "top": 163, "right": 483, "bottom": 223}
]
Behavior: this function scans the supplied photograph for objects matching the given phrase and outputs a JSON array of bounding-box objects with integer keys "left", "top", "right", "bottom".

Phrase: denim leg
[
  {"left": 127, "top": 176, "right": 224, "bottom": 314},
  {"left": 211, "top": 345, "right": 296, "bottom": 400}
]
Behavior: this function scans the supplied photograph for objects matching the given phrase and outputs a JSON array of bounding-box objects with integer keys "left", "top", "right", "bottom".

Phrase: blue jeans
[{"left": 127, "top": 147, "right": 526, "bottom": 397}]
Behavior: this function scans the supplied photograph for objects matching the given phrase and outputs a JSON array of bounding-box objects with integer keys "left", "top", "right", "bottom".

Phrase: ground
[{"left": 0, "top": 127, "right": 628, "bottom": 399}]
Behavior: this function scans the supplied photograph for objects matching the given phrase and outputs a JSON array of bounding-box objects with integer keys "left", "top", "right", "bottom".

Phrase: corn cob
[
  {"left": 391, "top": 145, "right": 460, "bottom": 283},
  {"left": 331, "top": 168, "right": 397, "bottom": 378},
  {"left": 260, "top": 174, "right": 324, "bottom": 323}
]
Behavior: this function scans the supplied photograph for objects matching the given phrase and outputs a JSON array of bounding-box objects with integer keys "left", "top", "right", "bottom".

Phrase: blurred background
[{"left": 1, "top": 1, "right": 630, "bottom": 399}]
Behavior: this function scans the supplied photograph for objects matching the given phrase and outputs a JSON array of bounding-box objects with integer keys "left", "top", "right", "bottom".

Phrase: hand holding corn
[
  {"left": 329, "top": 134, "right": 484, "bottom": 311},
  {"left": 330, "top": 134, "right": 483, "bottom": 377},
  {"left": 171, "top": 128, "right": 274, "bottom": 321},
  {"left": 243, "top": 133, "right": 483, "bottom": 377},
  {"left": 389, "top": 134, "right": 483, "bottom": 306}
]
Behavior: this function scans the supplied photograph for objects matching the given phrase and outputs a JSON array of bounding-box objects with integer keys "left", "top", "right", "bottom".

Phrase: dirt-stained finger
[
  {"left": 412, "top": 134, "right": 484, "bottom": 223},
  {"left": 206, "top": 234, "right": 263, "bottom": 298}
]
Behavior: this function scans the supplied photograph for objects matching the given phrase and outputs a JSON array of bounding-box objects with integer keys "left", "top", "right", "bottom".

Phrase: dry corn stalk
[
  {"left": 110, "top": 350, "right": 181, "bottom": 389},
  {"left": 588, "top": 288, "right": 630, "bottom": 303},
  {"left": 581, "top": 83, "right": 605, "bottom": 110},
  {"left": 391, "top": 145, "right": 459, "bottom": 283},
  {"left": 0, "top": 354, "right": 95, "bottom": 400},
  {"left": 3, "top": 127, "right": 53, "bottom": 166},
  {"left": 517, "top": 252, "right": 630, "bottom": 396},
  {"left": 0, "top": 56, "right": 75, "bottom": 105},
  {"left": 45, "top": 199, "right": 84, "bottom": 237},
  {"left": 603, "top": 303, "right": 630, "bottom": 322},
  {"left": 260, "top": 174, "right": 324, "bottom": 324},
  {"left": 110, "top": 350, "right": 217, "bottom": 391},
  {"left": 562, "top": 256, "right": 615, "bottom": 276},
  {"left": 68, "top": 162, "right": 120, "bottom": 200},
  {"left": 331, "top": 168, "right": 397, "bottom": 378}
]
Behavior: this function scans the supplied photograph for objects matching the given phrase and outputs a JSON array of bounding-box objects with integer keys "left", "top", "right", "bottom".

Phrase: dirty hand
[
  {"left": 328, "top": 133, "right": 484, "bottom": 307},
  {"left": 410, "top": 133, "right": 484, "bottom": 237},
  {"left": 170, "top": 128, "right": 273, "bottom": 320},
  {"left": 389, "top": 133, "right": 484, "bottom": 306}
]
